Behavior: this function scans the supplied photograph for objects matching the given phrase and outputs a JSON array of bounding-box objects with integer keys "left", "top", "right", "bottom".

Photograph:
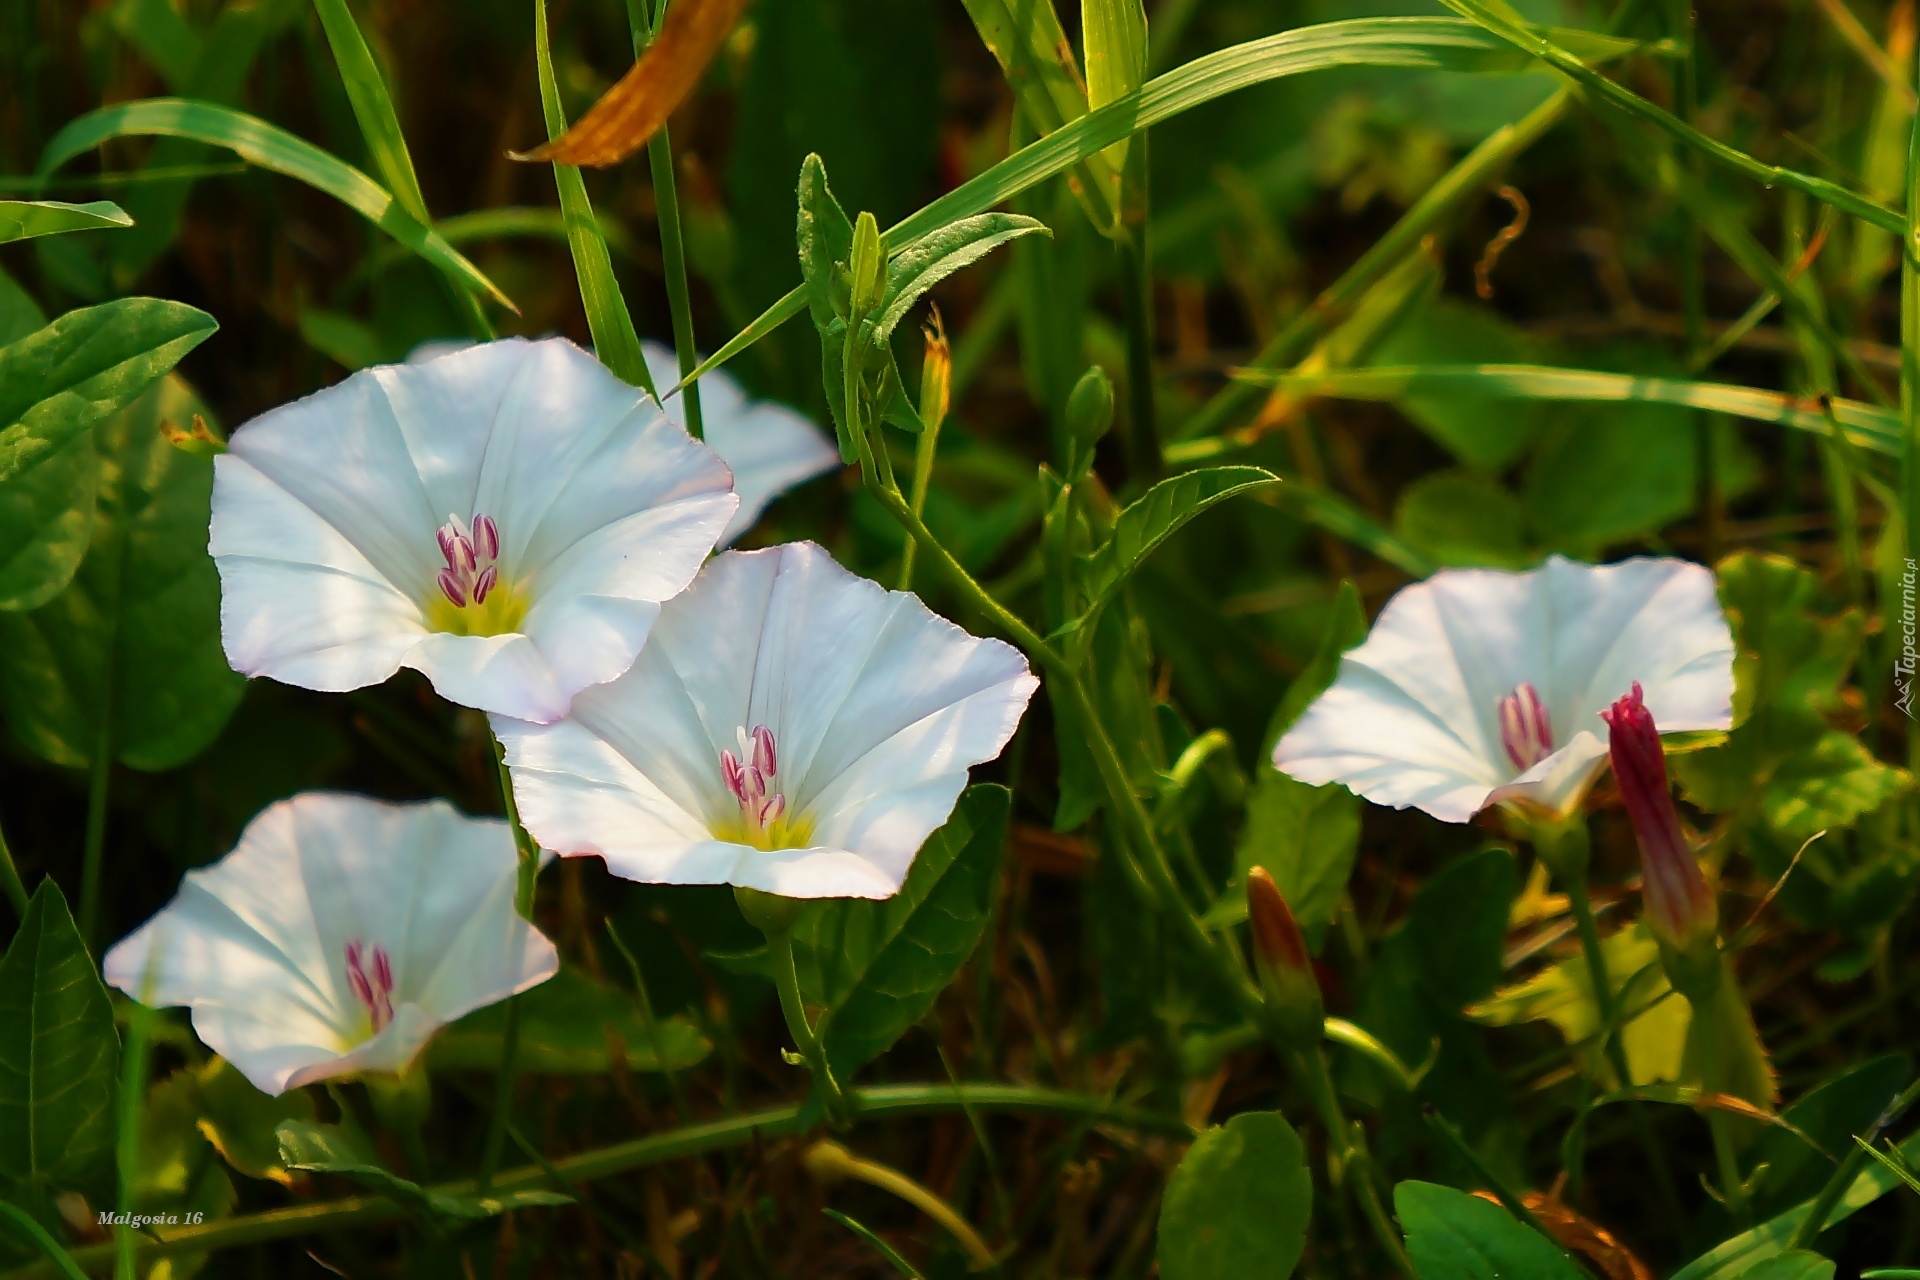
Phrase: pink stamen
[
  {"left": 344, "top": 939, "right": 396, "bottom": 1033},
  {"left": 435, "top": 511, "right": 502, "bottom": 609},
  {"left": 1497, "top": 682, "right": 1554, "bottom": 772},
  {"left": 721, "top": 724, "right": 788, "bottom": 838}
]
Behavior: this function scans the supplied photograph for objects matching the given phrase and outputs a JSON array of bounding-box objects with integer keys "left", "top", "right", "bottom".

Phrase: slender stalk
[
  {"left": 763, "top": 924, "right": 852, "bottom": 1126},
  {"left": 1293, "top": 1048, "right": 1415, "bottom": 1280},
  {"left": 0, "top": 1206, "right": 86, "bottom": 1280},
  {"left": 78, "top": 727, "right": 112, "bottom": 952},
  {"left": 1423, "top": 1106, "right": 1569, "bottom": 1261},
  {"left": 1116, "top": 222, "right": 1160, "bottom": 480},
  {"left": 480, "top": 730, "right": 540, "bottom": 1190},
  {"left": 805, "top": 1140, "right": 995, "bottom": 1267},
  {"left": 0, "top": 809, "right": 29, "bottom": 920},
  {"left": 898, "top": 398, "right": 944, "bottom": 591},
  {"left": 113, "top": 1002, "right": 154, "bottom": 1280},
  {"left": 10, "top": 1085, "right": 1188, "bottom": 1280},
  {"left": 1708, "top": 1106, "right": 1751, "bottom": 1225}
]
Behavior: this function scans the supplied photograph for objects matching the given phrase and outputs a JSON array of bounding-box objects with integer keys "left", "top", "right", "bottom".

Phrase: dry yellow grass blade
[{"left": 510, "top": 0, "right": 748, "bottom": 167}]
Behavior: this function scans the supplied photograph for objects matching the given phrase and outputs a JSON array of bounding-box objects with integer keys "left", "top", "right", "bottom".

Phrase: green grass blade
[
  {"left": 0, "top": 200, "right": 132, "bottom": 244},
  {"left": 0, "top": 1204, "right": 88, "bottom": 1280},
  {"left": 681, "top": 17, "right": 1644, "bottom": 387},
  {"left": 1238, "top": 364, "right": 1902, "bottom": 456},
  {"left": 309, "top": 0, "right": 429, "bottom": 222},
  {"left": 36, "top": 98, "right": 514, "bottom": 313},
  {"left": 1436, "top": 0, "right": 1902, "bottom": 233},
  {"left": 532, "top": 0, "right": 653, "bottom": 395}
]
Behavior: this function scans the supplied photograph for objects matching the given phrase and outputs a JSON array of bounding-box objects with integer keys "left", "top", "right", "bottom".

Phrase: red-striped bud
[
  {"left": 1247, "top": 867, "right": 1323, "bottom": 1047},
  {"left": 1602, "top": 683, "right": 1720, "bottom": 993}
]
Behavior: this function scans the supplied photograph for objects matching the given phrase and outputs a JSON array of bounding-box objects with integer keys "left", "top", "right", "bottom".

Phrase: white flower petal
[
  {"left": 495, "top": 542, "right": 1037, "bottom": 898},
  {"left": 103, "top": 794, "right": 557, "bottom": 1095},
  {"left": 642, "top": 342, "right": 839, "bottom": 543},
  {"left": 212, "top": 337, "right": 735, "bottom": 719},
  {"left": 1274, "top": 555, "right": 1734, "bottom": 823}
]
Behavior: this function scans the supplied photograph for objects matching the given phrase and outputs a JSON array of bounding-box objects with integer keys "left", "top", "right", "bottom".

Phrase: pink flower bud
[
  {"left": 1247, "top": 867, "right": 1323, "bottom": 1047},
  {"left": 1602, "top": 683, "right": 1718, "bottom": 957}
]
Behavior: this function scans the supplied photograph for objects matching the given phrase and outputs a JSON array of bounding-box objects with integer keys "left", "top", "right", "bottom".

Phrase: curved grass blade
[
  {"left": 823, "top": 1209, "right": 925, "bottom": 1279},
  {"left": 531, "top": 0, "right": 652, "bottom": 394},
  {"left": 0, "top": 201, "right": 131, "bottom": 245},
  {"left": 310, "top": 0, "right": 428, "bottom": 222},
  {"left": 677, "top": 16, "right": 1652, "bottom": 389},
  {"left": 1435, "top": 0, "right": 1901, "bottom": 234},
  {"left": 0, "top": 1203, "right": 88, "bottom": 1280},
  {"left": 36, "top": 99, "right": 515, "bottom": 313},
  {"left": 1239, "top": 364, "right": 1902, "bottom": 456}
]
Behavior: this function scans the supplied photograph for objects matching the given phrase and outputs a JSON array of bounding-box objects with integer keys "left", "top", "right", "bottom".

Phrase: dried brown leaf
[
  {"left": 1470, "top": 1191, "right": 1654, "bottom": 1280},
  {"left": 512, "top": 0, "right": 749, "bottom": 167}
]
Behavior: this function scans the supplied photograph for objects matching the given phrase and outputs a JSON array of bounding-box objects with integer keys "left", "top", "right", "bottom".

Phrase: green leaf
[
  {"left": 275, "top": 1120, "right": 570, "bottom": 1219},
  {"left": 795, "top": 154, "right": 858, "bottom": 457},
  {"left": 1071, "top": 466, "right": 1279, "bottom": 632},
  {"left": 797, "top": 785, "right": 1010, "bottom": 1081},
  {"left": 0, "top": 279, "right": 89, "bottom": 615},
  {"left": 0, "top": 296, "right": 217, "bottom": 488},
  {"left": 1394, "top": 470, "right": 1532, "bottom": 569},
  {"left": 1395, "top": 1181, "right": 1581, "bottom": 1280},
  {"left": 1746, "top": 1054, "right": 1908, "bottom": 1216},
  {"left": 1082, "top": 0, "right": 1146, "bottom": 198},
  {"left": 1233, "top": 362, "right": 1900, "bottom": 457},
  {"left": 869, "top": 213, "right": 1050, "bottom": 343},
  {"left": 428, "top": 965, "right": 711, "bottom": 1075},
  {"left": 0, "top": 881, "right": 120, "bottom": 1220},
  {"left": 0, "top": 375, "right": 245, "bottom": 770},
  {"left": 1228, "top": 771, "right": 1359, "bottom": 948},
  {"left": 1762, "top": 732, "right": 1911, "bottom": 841},
  {"left": 191, "top": 1056, "right": 315, "bottom": 1184},
  {"left": 1728, "top": 1252, "right": 1838, "bottom": 1280},
  {"left": 532, "top": 0, "right": 652, "bottom": 394},
  {"left": 1471, "top": 922, "right": 1689, "bottom": 1088},
  {"left": 37, "top": 99, "right": 513, "bottom": 313},
  {"left": 0, "top": 201, "right": 132, "bottom": 245},
  {"left": 1156, "top": 1111, "right": 1311, "bottom": 1280}
]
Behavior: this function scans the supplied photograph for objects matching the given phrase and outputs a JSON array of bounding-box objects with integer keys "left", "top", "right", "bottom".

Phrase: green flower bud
[
  {"left": 849, "top": 211, "right": 885, "bottom": 318},
  {"left": 1065, "top": 366, "right": 1115, "bottom": 453}
]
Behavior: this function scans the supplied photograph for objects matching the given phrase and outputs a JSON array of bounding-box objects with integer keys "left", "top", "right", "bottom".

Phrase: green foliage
[
  {"left": 0, "top": 297, "right": 216, "bottom": 489},
  {"left": 1157, "top": 1111, "right": 1311, "bottom": 1280},
  {"left": 0, "top": 376, "right": 243, "bottom": 770},
  {"left": 1727, "top": 1255, "right": 1837, "bottom": 1280},
  {"left": 428, "top": 965, "right": 711, "bottom": 1075},
  {"left": 796, "top": 785, "right": 1009, "bottom": 1081},
  {"left": 1232, "top": 771, "right": 1358, "bottom": 948},
  {"left": 1395, "top": 1181, "right": 1582, "bottom": 1280},
  {"left": 0, "top": 881, "right": 119, "bottom": 1220},
  {"left": 275, "top": 1120, "right": 570, "bottom": 1219},
  {"left": 0, "top": 201, "right": 131, "bottom": 245}
]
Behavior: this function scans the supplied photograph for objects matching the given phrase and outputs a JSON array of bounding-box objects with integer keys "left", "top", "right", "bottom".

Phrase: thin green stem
[
  {"left": 763, "top": 925, "right": 852, "bottom": 1125},
  {"left": 0, "top": 1205, "right": 87, "bottom": 1280},
  {"left": 113, "top": 1001, "right": 154, "bottom": 1280},
  {"left": 1423, "top": 1106, "right": 1570, "bottom": 1263},
  {"left": 898, "top": 398, "right": 944, "bottom": 592},
  {"left": 78, "top": 729, "right": 112, "bottom": 952},
  {"left": 477, "top": 998, "right": 521, "bottom": 1193},
  {"left": 648, "top": 128, "right": 704, "bottom": 441},
  {"left": 1294, "top": 1048, "right": 1415, "bottom": 1280},
  {"left": 1708, "top": 1106, "right": 1751, "bottom": 1226},
  {"left": 6, "top": 1085, "right": 1186, "bottom": 1280},
  {"left": 0, "top": 808, "right": 29, "bottom": 920},
  {"left": 1116, "top": 221, "right": 1160, "bottom": 481},
  {"left": 480, "top": 730, "right": 540, "bottom": 1190}
]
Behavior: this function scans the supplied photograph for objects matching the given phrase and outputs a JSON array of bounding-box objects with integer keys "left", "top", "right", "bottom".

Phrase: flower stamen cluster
[
  {"left": 1497, "top": 682, "right": 1554, "bottom": 772},
  {"left": 436, "top": 512, "right": 500, "bottom": 609},
  {"left": 721, "top": 724, "right": 787, "bottom": 833},
  {"left": 344, "top": 939, "right": 396, "bottom": 1034}
]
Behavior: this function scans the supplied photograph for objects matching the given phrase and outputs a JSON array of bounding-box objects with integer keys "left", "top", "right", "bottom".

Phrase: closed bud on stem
[
  {"left": 849, "top": 211, "right": 885, "bottom": 318},
  {"left": 1247, "top": 867, "right": 1324, "bottom": 1048},
  {"left": 918, "top": 309, "right": 951, "bottom": 434},
  {"left": 1602, "top": 683, "right": 1721, "bottom": 997},
  {"left": 1064, "top": 366, "right": 1115, "bottom": 466}
]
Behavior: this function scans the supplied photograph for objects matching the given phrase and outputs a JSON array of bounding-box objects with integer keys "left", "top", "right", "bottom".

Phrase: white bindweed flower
[
  {"left": 103, "top": 794, "right": 558, "bottom": 1096},
  {"left": 1273, "top": 555, "right": 1734, "bottom": 824},
  {"left": 212, "top": 337, "right": 738, "bottom": 722},
  {"left": 493, "top": 541, "right": 1038, "bottom": 898},
  {"left": 640, "top": 342, "right": 839, "bottom": 544}
]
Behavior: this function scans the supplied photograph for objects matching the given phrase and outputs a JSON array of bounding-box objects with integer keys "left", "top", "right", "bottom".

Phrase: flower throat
[{"left": 714, "top": 725, "right": 813, "bottom": 851}]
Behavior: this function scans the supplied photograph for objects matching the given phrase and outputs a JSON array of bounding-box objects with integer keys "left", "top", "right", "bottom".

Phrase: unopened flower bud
[
  {"left": 849, "top": 211, "right": 885, "bottom": 318},
  {"left": 1247, "top": 867, "right": 1323, "bottom": 1047},
  {"left": 918, "top": 310, "right": 951, "bottom": 434},
  {"left": 1602, "top": 683, "right": 1720, "bottom": 993},
  {"left": 1065, "top": 366, "right": 1115, "bottom": 454}
]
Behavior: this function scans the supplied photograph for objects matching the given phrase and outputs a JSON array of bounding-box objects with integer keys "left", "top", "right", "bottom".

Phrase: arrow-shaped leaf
[{"left": 276, "top": 1120, "right": 570, "bottom": 1220}]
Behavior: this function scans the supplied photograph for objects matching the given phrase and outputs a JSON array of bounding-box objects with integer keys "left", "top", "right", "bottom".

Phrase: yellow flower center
[{"left": 425, "top": 581, "right": 529, "bottom": 637}]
